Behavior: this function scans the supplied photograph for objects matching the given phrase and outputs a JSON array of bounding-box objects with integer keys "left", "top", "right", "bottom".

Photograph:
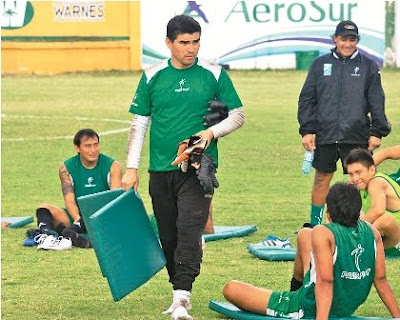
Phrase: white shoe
[
  {"left": 47, "top": 237, "right": 72, "bottom": 251},
  {"left": 170, "top": 300, "right": 193, "bottom": 320},
  {"left": 261, "top": 235, "right": 291, "bottom": 248},
  {"left": 35, "top": 234, "right": 56, "bottom": 250},
  {"left": 41, "top": 236, "right": 72, "bottom": 251},
  {"left": 163, "top": 299, "right": 192, "bottom": 315}
]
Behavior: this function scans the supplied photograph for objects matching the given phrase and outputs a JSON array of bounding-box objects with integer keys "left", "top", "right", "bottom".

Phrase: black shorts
[{"left": 313, "top": 143, "right": 368, "bottom": 174}]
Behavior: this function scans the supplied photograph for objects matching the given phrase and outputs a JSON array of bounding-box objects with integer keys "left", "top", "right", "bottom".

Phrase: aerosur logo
[
  {"left": 1, "top": 0, "right": 34, "bottom": 29},
  {"left": 183, "top": 1, "right": 209, "bottom": 24}
]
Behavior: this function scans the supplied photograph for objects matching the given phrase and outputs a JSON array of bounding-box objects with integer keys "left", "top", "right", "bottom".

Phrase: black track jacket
[{"left": 298, "top": 49, "right": 391, "bottom": 145}]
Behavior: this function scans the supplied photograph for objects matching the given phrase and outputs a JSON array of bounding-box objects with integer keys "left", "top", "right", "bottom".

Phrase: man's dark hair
[
  {"left": 167, "top": 14, "right": 201, "bottom": 42},
  {"left": 73, "top": 128, "right": 99, "bottom": 147},
  {"left": 344, "top": 148, "right": 374, "bottom": 169},
  {"left": 326, "top": 182, "right": 361, "bottom": 227}
]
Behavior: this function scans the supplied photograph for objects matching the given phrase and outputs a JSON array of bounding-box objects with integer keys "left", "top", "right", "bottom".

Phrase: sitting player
[
  {"left": 223, "top": 183, "right": 400, "bottom": 318},
  {"left": 345, "top": 148, "right": 400, "bottom": 256},
  {"left": 25, "top": 128, "right": 122, "bottom": 248}
]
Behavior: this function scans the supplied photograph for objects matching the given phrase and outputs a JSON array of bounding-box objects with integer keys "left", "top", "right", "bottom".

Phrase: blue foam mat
[
  {"left": 1, "top": 216, "right": 34, "bottom": 228},
  {"left": 209, "top": 301, "right": 392, "bottom": 320},
  {"left": 77, "top": 188, "right": 125, "bottom": 276},
  {"left": 247, "top": 243, "right": 296, "bottom": 261},
  {"left": 88, "top": 189, "right": 166, "bottom": 301},
  {"left": 203, "top": 225, "right": 257, "bottom": 242}
]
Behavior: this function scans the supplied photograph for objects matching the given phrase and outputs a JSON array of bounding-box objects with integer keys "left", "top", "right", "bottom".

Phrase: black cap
[{"left": 334, "top": 20, "right": 359, "bottom": 37}]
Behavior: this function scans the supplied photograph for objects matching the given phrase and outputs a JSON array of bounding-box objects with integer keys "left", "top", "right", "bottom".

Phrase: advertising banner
[{"left": 141, "top": 0, "right": 385, "bottom": 69}]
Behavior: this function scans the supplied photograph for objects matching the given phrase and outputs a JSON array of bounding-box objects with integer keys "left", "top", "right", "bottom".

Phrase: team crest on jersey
[
  {"left": 341, "top": 244, "right": 371, "bottom": 280},
  {"left": 85, "top": 177, "right": 96, "bottom": 188},
  {"left": 351, "top": 66, "right": 361, "bottom": 76},
  {"left": 175, "top": 79, "right": 190, "bottom": 92}
]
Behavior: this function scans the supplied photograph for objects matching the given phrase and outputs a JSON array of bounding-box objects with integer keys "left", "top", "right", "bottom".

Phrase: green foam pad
[
  {"left": 77, "top": 188, "right": 125, "bottom": 277},
  {"left": 1, "top": 216, "right": 34, "bottom": 228},
  {"left": 203, "top": 225, "right": 257, "bottom": 242},
  {"left": 209, "top": 301, "right": 390, "bottom": 320},
  {"left": 88, "top": 189, "right": 166, "bottom": 301},
  {"left": 247, "top": 243, "right": 296, "bottom": 261}
]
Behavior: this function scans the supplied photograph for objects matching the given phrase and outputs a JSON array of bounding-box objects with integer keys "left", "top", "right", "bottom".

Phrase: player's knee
[
  {"left": 37, "top": 203, "right": 51, "bottom": 210},
  {"left": 223, "top": 280, "right": 241, "bottom": 301},
  {"left": 297, "top": 227, "right": 312, "bottom": 242}
]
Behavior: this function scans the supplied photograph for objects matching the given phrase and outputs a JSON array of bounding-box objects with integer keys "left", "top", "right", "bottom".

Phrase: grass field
[{"left": 1, "top": 69, "right": 399, "bottom": 320}]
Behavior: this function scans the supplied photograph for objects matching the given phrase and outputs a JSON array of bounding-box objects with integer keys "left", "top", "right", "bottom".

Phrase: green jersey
[
  {"left": 129, "top": 58, "right": 242, "bottom": 172},
  {"left": 361, "top": 172, "right": 400, "bottom": 215},
  {"left": 64, "top": 153, "right": 115, "bottom": 202},
  {"left": 301, "top": 221, "right": 376, "bottom": 317}
]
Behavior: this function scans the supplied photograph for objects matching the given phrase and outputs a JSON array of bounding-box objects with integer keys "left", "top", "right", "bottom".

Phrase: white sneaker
[
  {"left": 35, "top": 234, "right": 56, "bottom": 250},
  {"left": 48, "top": 237, "right": 72, "bottom": 251},
  {"left": 163, "top": 300, "right": 192, "bottom": 315},
  {"left": 170, "top": 300, "right": 193, "bottom": 320},
  {"left": 42, "top": 236, "right": 72, "bottom": 251},
  {"left": 261, "top": 235, "right": 291, "bottom": 248}
]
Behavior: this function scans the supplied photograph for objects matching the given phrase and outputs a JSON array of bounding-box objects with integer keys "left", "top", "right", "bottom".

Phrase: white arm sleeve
[
  {"left": 210, "top": 107, "right": 245, "bottom": 139},
  {"left": 126, "top": 114, "right": 150, "bottom": 169}
]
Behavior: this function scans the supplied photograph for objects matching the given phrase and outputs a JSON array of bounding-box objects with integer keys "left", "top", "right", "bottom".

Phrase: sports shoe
[
  {"left": 35, "top": 234, "right": 57, "bottom": 250},
  {"left": 163, "top": 300, "right": 192, "bottom": 315},
  {"left": 62, "top": 228, "right": 91, "bottom": 248},
  {"left": 170, "top": 299, "right": 193, "bottom": 320},
  {"left": 262, "top": 235, "right": 291, "bottom": 248},
  {"left": 42, "top": 236, "right": 72, "bottom": 251},
  {"left": 23, "top": 228, "right": 40, "bottom": 246}
]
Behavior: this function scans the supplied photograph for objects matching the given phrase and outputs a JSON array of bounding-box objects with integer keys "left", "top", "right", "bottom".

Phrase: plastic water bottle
[{"left": 302, "top": 150, "right": 314, "bottom": 175}]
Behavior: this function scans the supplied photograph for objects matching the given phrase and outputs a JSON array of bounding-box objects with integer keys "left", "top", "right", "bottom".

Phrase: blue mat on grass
[
  {"left": 77, "top": 188, "right": 125, "bottom": 276},
  {"left": 209, "top": 301, "right": 391, "bottom": 320},
  {"left": 1, "top": 216, "right": 34, "bottom": 228},
  {"left": 203, "top": 225, "right": 257, "bottom": 242},
  {"left": 79, "top": 189, "right": 166, "bottom": 301},
  {"left": 247, "top": 243, "right": 296, "bottom": 261}
]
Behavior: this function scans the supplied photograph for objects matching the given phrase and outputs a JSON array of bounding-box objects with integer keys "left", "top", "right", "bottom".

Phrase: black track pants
[{"left": 149, "top": 170, "right": 211, "bottom": 291}]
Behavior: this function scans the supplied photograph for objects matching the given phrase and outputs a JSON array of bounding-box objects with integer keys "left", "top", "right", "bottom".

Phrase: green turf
[{"left": 1, "top": 70, "right": 399, "bottom": 320}]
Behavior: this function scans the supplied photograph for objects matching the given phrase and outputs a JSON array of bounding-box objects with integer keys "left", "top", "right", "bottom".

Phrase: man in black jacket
[{"left": 297, "top": 20, "right": 391, "bottom": 227}]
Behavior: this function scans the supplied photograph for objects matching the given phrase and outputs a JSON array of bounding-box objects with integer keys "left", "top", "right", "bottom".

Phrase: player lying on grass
[
  {"left": 25, "top": 128, "right": 122, "bottom": 249},
  {"left": 345, "top": 148, "right": 400, "bottom": 256},
  {"left": 223, "top": 182, "right": 400, "bottom": 319}
]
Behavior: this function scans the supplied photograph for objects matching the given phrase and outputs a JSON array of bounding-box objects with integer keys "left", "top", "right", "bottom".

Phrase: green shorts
[
  {"left": 62, "top": 208, "right": 74, "bottom": 225},
  {"left": 266, "top": 288, "right": 304, "bottom": 319}
]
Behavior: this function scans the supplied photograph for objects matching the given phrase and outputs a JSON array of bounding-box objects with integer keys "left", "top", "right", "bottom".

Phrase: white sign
[{"left": 141, "top": 0, "right": 385, "bottom": 69}]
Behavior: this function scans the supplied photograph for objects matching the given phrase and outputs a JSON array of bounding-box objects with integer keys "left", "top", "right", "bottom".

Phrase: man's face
[
  {"left": 333, "top": 35, "right": 358, "bottom": 58},
  {"left": 75, "top": 136, "right": 100, "bottom": 163},
  {"left": 166, "top": 32, "right": 200, "bottom": 69},
  {"left": 347, "top": 162, "right": 375, "bottom": 190}
]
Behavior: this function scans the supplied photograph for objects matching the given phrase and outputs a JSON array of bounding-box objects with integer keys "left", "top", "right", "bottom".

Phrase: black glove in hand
[
  {"left": 203, "top": 100, "right": 229, "bottom": 127},
  {"left": 196, "top": 154, "right": 219, "bottom": 195}
]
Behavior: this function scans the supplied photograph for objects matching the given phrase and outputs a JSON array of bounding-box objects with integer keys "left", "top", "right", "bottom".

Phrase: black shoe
[{"left": 62, "top": 228, "right": 92, "bottom": 248}]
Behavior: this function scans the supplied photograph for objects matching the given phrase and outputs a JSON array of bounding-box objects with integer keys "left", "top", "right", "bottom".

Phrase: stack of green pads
[{"left": 77, "top": 188, "right": 166, "bottom": 301}]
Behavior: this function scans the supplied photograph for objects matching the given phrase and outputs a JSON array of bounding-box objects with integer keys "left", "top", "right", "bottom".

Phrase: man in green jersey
[
  {"left": 122, "top": 15, "right": 244, "bottom": 320},
  {"left": 222, "top": 183, "right": 400, "bottom": 319},
  {"left": 30, "top": 129, "right": 122, "bottom": 248},
  {"left": 345, "top": 148, "right": 400, "bottom": 255}
]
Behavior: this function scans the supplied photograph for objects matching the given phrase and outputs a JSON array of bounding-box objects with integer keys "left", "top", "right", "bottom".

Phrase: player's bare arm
[
  {"left": 364, "top": 178, "right": 388, "bottom": 223},
  {"left": 110, "top": 161, "right": 123, "bottom": 189},
  {"left": 312, "top": 225, "right": 335, "bottom": 320},
  {"left": 59, "top": 163, "right": 80, "bottom": 222},
  {"left": 373, "top": 145, "right": 400, "bottom": 166},
  {"left": 370, "top": 224, "right": 400, "bottom": 317}
]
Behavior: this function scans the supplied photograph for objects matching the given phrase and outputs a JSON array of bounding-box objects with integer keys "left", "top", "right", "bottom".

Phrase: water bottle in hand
[{"left": 302, "top": 150, "right": 314, "bottom": 175}]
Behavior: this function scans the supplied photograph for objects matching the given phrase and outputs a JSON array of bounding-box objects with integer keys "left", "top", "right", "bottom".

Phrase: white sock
[
  {"left": 163, "top": 290, "right": 191, "bottom": 314},
  {"left": 173, "top": 289, "right": 191, "bottom": 304}
]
